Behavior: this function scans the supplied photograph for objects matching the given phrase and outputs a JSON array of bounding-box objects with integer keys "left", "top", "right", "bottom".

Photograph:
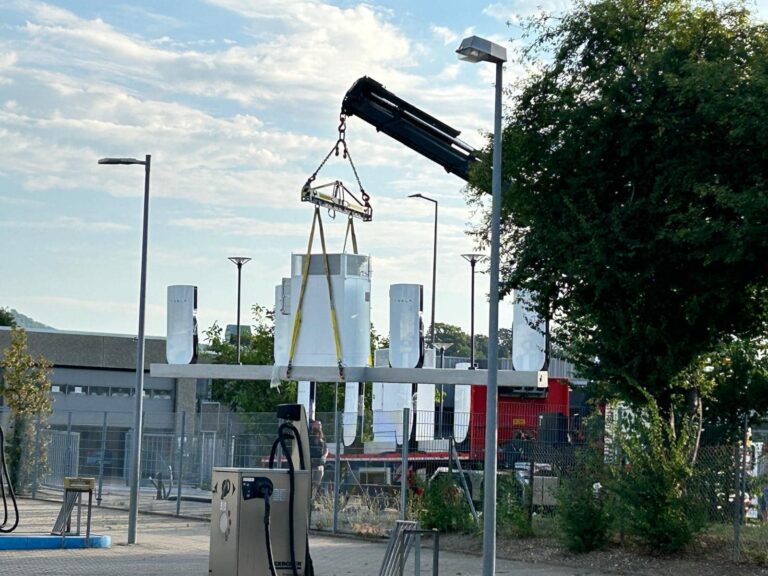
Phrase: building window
[
  {"left": 151, "top": 389, "right": 172, "bottom": 400},
  {"left": 110, "top": 387, "right": 132, "bottom": 397},
  {"left": 62, "top": 384, "right": 85, "bottom": 395}
]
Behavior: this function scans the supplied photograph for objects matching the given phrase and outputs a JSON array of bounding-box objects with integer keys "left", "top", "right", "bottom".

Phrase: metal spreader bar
[{"left": 301, "top": 180, "right": 371, "bottom": 221}]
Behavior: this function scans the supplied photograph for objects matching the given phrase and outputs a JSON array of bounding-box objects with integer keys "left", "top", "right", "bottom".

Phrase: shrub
[
  {"left": 497, "top": 473, "right": 533, "bottom": 538},
  {"left": 419, "top": 472, "right": 476, "bottom": 533},
  {"left": 612, "top": 398, "right": 706, "bottom": 553},
  {"left": 556, "top": 446, "right": 611, "bottom": 552}
]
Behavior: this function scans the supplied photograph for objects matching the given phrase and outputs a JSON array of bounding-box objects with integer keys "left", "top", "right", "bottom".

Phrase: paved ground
[{"left": 0, "top": 499, "right": 623, "bottom": 575}]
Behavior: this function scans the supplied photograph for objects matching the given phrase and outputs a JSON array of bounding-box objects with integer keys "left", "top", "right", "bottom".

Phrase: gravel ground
[{"left": 438, "top": 532, "right": 768, "bottom": 576}]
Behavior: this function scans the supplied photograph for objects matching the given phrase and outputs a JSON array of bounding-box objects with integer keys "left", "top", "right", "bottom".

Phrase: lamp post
[
  {"left": 228, "top": 257, "right": 251, "bottom": 364},
  {"left": 433, "top": 342, "right": 453, "bottom": 438},
  {"left": 461, "top": 253, "right": 487, "bottom": 369},
  {"left": 457, "top": 34, "right": 506, "bottom": 576},
  {"left": 407, "top": 193, "right": 438, "bottom": 346},
  {"left": 97, "top": 155, "right": 151, "bottom": 545}
]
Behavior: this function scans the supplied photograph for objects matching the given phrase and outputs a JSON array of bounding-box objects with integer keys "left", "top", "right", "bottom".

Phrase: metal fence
[{"left": 1, "top": 406, "right": 766, "bottom": 563}]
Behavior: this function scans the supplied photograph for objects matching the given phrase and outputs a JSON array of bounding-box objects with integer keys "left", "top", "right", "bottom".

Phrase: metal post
[
  {"left": 228, "top": 257, "right": 251, "bottom": 364},
  {"left": 429, "top": 201, "right": 437, "bottom": 346},
  {"left": 176, "top": 411, "right": 186, "bottom": 516},
  {"left": 226, "top": 414, "right": 234, "bottom": 467},
  {"left": 461, "top": 254, "right": 485, "bottom": 370},
  {"left": 733, "top": 413, "right": 749, "bottom": 561},
  {"left": 439, "top": 349, "right": 445, "bottom": 438},
  {"left": 432, "top": 530, "right": 439, "bottom": 576},
  {"left": 332, "top": 410, "right": 341, "bottom": 534},
  {"left": 32, "top": 414, "right": 41, "bottom": 499},
  {"left": 97, "top": 412, "right": 107, "bottom": 506},
  {"left": 211, "top": 431, "right": 218, "bottom": 470},
  {"left": 415, "top": 532, "right": 421, "bottom": 576},
  {"left": 470, "top": 258, "right": 477, "bottom": 368},
  {"left": 66, "top": 411, "right": 73, "bottom": 478},
  {"left": 237, "top": 265, "right": 242, "bottom": 361},
  {"left": 482, "top": 60, "right": 504, "bottom": 576},
  {"left": 400, "top": 407, "right": 410, "bottom": 520},
  {"left": 127, "top": 155, "right": 151, "bottom": 544}
]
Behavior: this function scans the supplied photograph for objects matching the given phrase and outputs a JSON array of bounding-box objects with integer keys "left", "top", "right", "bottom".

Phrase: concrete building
[{"left": 0, "top": 326, "right": 204, "bottom": 483}]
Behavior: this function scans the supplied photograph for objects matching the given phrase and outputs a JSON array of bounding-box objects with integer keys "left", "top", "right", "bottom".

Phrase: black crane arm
[{"left": 341, "top": 77, "right": 479, "bottom": 182}]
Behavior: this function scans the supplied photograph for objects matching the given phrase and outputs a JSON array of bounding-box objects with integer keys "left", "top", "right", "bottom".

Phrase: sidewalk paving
[{"left": 0, "top": 499, "right": 621, "bottom": 575}]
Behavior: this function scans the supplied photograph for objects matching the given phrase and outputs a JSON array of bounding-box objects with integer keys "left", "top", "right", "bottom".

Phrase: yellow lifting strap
[
  {"left": 286, "top": 207, "right": 346, "bottom": 381},
  {"left": 343, "top": 215, "right": 359, "bottom": 255}
]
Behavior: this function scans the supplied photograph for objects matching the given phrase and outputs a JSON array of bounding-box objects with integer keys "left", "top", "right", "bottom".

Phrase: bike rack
[{"left": 379, "top": 520, "right": 439, "bottom": 576}]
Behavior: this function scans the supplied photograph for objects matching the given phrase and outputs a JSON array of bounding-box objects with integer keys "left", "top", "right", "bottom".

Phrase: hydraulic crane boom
[{"left": 341, "top": 77, "right": 479, "bottom": 182}]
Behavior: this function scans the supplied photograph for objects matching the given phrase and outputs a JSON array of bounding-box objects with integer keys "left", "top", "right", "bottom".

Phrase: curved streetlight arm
[
  {"left": 407, "top": 194, "right": 438, "bottom": 346},
  {"left": 99, "top": 157, "right": 147, "bottom": 166}
]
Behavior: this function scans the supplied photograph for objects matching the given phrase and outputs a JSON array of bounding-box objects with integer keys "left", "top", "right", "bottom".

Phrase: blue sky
[{"left": 2, "top": 0, "right": 766, "bottom": 342}]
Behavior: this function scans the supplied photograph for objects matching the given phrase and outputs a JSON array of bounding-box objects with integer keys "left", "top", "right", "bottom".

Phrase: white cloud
[
  {"left": 0, "top": 215, "right": 130, "bottom": 231},
  {"left": 431, "top": 25, "right": 458, "bottom": 46},
  {"left": 168, "top": 215, "right": 306, "bottom": 237},
  {"left": 483, "top": 1, "right": 572, "bottom": 24},
  {"left": 0, "top": 0, "right": 518, "bottom": 338}
]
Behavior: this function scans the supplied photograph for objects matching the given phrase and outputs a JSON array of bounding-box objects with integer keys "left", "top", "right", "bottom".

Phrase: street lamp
[
  {"left": 457, "top": 34, "right": 506, "bottom": 576},
  {"left": 407, "top": 193, "right": 438, "bottom": 346},
  {"left": 97, "top": 155, "right": 151, "bottom": 545},
  {"left": 461, "top": 253, "right": 487, "bottom": 370},
  {"left": 228, "top": 257, "right": 251, "bottom": 364}
]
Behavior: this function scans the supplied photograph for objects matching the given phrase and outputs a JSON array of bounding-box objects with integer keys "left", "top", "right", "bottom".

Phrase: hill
[{"left": 2, "top": 308, "right": 55, "bottom": 330}]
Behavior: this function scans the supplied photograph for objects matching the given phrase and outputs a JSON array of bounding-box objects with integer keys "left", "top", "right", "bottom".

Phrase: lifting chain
[{"left": 303, "top": 113, "right": 372, "bottom": 220}]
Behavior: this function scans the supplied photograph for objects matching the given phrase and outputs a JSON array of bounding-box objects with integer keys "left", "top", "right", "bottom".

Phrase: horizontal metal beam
[{"left": 150, "top": 363, "right": 547, "bottom": 388}]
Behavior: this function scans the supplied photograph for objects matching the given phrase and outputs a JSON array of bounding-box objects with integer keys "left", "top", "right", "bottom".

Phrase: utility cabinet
[{"left": 209, "top": 467, "right": 311, "bottom": 576}]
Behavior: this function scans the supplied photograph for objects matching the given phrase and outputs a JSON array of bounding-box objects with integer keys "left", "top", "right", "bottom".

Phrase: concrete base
[
  {"left": 417, "top": 439, "right": 450, "bottom": 452},
  {"left": 364, "top": 441, "right": 397, "bottom": 453},
  {"left": 0, "top": 534, "right": 111, "bottom": 550}
]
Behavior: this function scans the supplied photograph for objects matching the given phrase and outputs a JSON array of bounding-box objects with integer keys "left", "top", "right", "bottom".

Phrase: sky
[{"left": 1, "top": 0, "right": 767, "bottom": 343}]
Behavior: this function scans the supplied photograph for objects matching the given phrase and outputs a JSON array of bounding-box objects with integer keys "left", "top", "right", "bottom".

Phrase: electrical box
[{"left": 209, "top": 467, "right": 311, "bottom": 576}]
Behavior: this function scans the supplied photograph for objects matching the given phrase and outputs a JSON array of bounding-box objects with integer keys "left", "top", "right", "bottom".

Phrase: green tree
[
  {"left": 468, "top": 0, "right": 768, "bottom": 424},
  {"left": 497, "top": 328, "right": 513, "bottom": 359},
  {"left": 697, "top": 337, "right": 768, "bottom": 443},
  {"left": 432, "top": 323, "right": 471, "bottom": 358},
  {"left": 0, "top": 327, "right": 52, "bottom": 488},
  {"left": 0, "top": 308, "right": 16, "bottom": 327},
  {"left": 204, "top": 305, "right": 297, "bottom": 413},
  {"left": 204, "top": 305, "right": 384, "bottom": 417}
]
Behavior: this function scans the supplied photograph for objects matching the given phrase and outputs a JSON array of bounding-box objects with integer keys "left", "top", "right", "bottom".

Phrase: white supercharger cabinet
[
  {"left": 414, "top": 348, "right": 435, "bottom": 442},
  {"left": 273, "top": 278, "right": 292, "bottom": 366},
  {"left": 289, "top": 253, "right": 371, "bottom": 446},
  {"left": 289, "top": 253, "right": 371, "bottom": 367},
  {"left": 512, "top": 289, "right": 547, "bottom": 371},
  {"left": 453, "top": 362, "right": 472, "bottom": 443},
  {"left": 371, "top": 284, "right": 431, "bottom": 445},
  {"left": 166, "top": 285, "right": 198, "bottom": 365}
]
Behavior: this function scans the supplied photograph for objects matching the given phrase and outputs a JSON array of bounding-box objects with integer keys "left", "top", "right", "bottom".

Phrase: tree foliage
[
  {"left": 204, "top": 305, "right": 382, "bottom": 414},
  {"left": 0, "top": 327, "right": 52, "bottom": 415},
  {"left": 0, "top": 308, "right": 16, "bottom": 327},
  {"left": 697, "top": 337, "right": 768, "bottom": 442},
  {"left": 468, "top": 0, "right": 768, "bottom": 414},
  {"left": 0, "top": 326, "right": 52, "bottom": 488},
  {"left": 432, "top": 323, "right": 472, "bottom": 358},
  {"left": 203, "top": 305, "right": 297, "bottom": 413}
]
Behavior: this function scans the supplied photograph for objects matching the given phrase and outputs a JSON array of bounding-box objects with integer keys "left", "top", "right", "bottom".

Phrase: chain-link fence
[{"left": 1, "top": 405, "right": 765, "bottom": 563}]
